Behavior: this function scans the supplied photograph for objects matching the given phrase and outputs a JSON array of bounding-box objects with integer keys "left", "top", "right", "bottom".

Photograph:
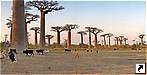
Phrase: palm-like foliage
[
  {"left": 6, "top": 17, "right": 12, "bottom": 28},
  {"left": 51, "top": 26, "right": 65, "bottom": 46},
  {"left": 30, "top": 27, "right": 40, "bottom": 48},
  {"left": 26, "top": 0, "right": 64, "bottom": 48},
  {"left": 77, "top": 31, "right": 87, "bottom": 45},
  {"left": 138, "top": 34, "right": 145, "bottom": 45},
  {"left": 25, "top": 13, "right": 39, "bottom": 24},
  {"left": 63, "top": 24, "right": 78, "bottom": 48},
  {"left": 90, "top": 27, "right": 103, "bottom": 48},
  {"left": 46, "top": 35, "right": 54, "bottom": 47},
  {"left": 106, "top": 33, "right": 113, "bottom": 46}
]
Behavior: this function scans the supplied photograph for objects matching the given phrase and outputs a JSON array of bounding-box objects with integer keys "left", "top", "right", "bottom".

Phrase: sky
[{"left": 0, "top": 0, "right": 146, "bottom": 45}]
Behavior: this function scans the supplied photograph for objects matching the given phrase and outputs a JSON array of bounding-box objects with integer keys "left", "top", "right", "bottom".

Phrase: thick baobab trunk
[
  {"left": 94, "top": 34, "right": 97, "bottom": 48},
  {"left": 40, "top": 11, "right": 45, "bottom": 48},
  {"left": 141, "top": 39, "right": 143, "bottom": 45},
  {"left": 116, "top": 39, "right": 119, "bottom": 45},
  {"left": 89, "top": 32, "right": 91, "bottom": 48},
  {"left": 120, "top": 40, "right": 122, "bottom": 45},
  {"left": 81, "top": 34, "right": 83, "bottom": 44},
  {"left": 10, "top": 27, "right": 12, "bottom": 44},
  {"left": 57, "top": 31, "right": 60, "bottom": 46},
  {"left": 67, "top": 30, "right": 71, "bottom": 48},
  {"left": 34, "top": 30, "right": 37, "bottom": 48},
  {"left": 103, "top": 36, "right": 106, "bottom": 46},
  {"left": 25, "top": 23, "right": 28, "bottom": 48},
  {"left": 108, "top": 37, "right": 111, "bottom": 46},
  {"left": 12, "top": 0, "right": 26, "bottom": 51},
  {"left": 48, "top": 37, "right": 50, "bottom": 47}
]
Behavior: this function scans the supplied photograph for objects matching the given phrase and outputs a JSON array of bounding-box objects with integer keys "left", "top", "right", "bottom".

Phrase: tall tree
[
  {"left": 25, "top": 13, "right": 39, "bottom": 47},
  {"left": 100, "top": 34, "right": 107, "bottom": 46},
  {"left": 119, "top": 36, "right": 124, "bottom": 46},
  {"left": 46, "top": 35, "right": 54, "bottom": 48},
  {"left": 77, "top": 31, "right": 87, "bottom": 45},
  {"left": 4, "top": 34, "right": 8, "bottom": 42},
  {"left": 6, "top": 13, "right": 39, "bottom": 47},
  {"left": 30, "top": 27, "right": 40, "bottom": 48},
  {"left": 6, "top": 17, "right": 12, "bottom": 44},
  {"left": 85, "top": 27, "right": 92, "bottom": 48},
  {"left": 63, "top": 24, "right": 78, "bottom": 48},
  {"left": 26, "top": 0, "right": 64, "bottom": 48},
  {"left": 51, "top": 26, "right": 65, "bottom": 47},
  {"left": 123, "top": 37, "right": 128, "bottom": 45},
  {"left": 115, "top": 37, "right": 119, "bottom": 46},
  {"left": 90, "top": 27, "right": 103, "bottom": 48},
  {"left": 12, "top": 0, "right": 25, "bottom": 51},
  {"left": 138, "top": 34, "right": 145, "bottom": 45},
  {"left": 106, "top": 33, "right": 113, "bottom": 46}
]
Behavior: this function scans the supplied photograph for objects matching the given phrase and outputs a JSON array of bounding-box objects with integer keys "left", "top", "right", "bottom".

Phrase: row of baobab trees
[
  {"left": 5, "top": 0, "right": 146, "bottom": 50},
  {"left": 30, "top": 25, "right": 146, "bottom": 49},
  {"left": 6, "top": 17, "right": 146, "bottom": 49}
]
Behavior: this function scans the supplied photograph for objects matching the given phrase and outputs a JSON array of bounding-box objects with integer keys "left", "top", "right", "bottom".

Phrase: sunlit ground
[{"left": 1, "top": 49, "right": 146, "bottom": 74}]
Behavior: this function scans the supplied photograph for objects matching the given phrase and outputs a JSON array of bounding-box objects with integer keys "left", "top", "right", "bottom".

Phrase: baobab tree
[
  {"left": 77, "top": 31, "right": 87, "bottom": 46},
  {"left": 119, "top": 36, "right": 124, "bottom": 46},
  {"left": 25, "top": 13, "right": 39, "bottom": 47},
  {"left": 115, "top": 37, "right": 119, "bottom": 46},
  {"left": 100, "top": 34, "right": 107, "bottom": 46},
  {"left": 90, "top": 27, "right": 103, "bottom": 48},
  {"left": 51, "top": 26, "right": 65, "bottom": 47},
  {"left": 123, "top": 37, "right": 128, "bottom": 45},
  {"left": 106, "top": 33, "right": 113, "bottom": 46},
  {"left": 26, "top": 32, "right": 31, "bottom": 45},
  {"left": 138, "top": 34, "right": 145, "bottom": 45},
  {"left": 63, "top": 24, "right": 78, "bottom": 48},
  {"left": 46, "top": 35, "right": 54, "bottom": 48},
  {"left": 12, "top": 0, "right": 25, "bottom": 51},
  {"left": 26, "top": 0, "right": 64, "bottom": 48},
  {"left": 6, "top": 17, "right": 12, "bottom": 44},
  {"left": 85, "top": 27, "right": 92, "bottom": 48},
  {"left": 4, "top": 34, "right": 8, "bottom": 43},
  {"left": 30, "top": 27, "right": 40, "bottom": 48},
  {"left": 6, "top": 13, "right": 39, "bottom": 47}
]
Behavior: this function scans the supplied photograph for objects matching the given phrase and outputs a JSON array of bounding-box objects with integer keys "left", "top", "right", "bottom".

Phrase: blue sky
[{"left": 0, "top": 1, "right": 146, "bottom": 45}]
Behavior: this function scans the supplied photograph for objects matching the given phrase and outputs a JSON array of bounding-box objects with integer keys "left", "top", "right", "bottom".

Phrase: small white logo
[{"left": 136, "top": 63, "right": 146, "bottom": 74}]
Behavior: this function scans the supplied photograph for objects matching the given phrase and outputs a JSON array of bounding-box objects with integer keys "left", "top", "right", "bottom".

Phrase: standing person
[
  {"left": 8, "top": 49, "right": 16, "bottom": 62},
  {"left": 73, "top": 50, "right": 80, "bottom": 59}
]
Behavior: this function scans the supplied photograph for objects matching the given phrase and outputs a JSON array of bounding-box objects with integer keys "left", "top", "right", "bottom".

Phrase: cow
[
  {"left": 90, "top": 50, "right": 92, "bottom": 52},
  {"left": 36, "top": 49, "right": 44, "bottom": 55},
  {"left": 23, "top": 50, "right": 34, "bottom": 56},
  {"left": 65, "top": 49, "right": 71, "bottom": 52},
  {"left": 87, "top": 50, "right": 89, "bottom": 52}
]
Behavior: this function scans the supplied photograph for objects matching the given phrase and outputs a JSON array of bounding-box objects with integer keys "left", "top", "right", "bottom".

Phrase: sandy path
[{"left": 1, "top": 50, "right": 146, "bottom": 74}]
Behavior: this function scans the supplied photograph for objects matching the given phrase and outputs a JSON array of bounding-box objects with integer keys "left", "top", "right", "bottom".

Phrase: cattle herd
[
  {"left": 0, "top": 48, "right": 105, "bottom": 61},
  {"left": 23, "top": 49, "right": 44, "bottom": 56}
]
